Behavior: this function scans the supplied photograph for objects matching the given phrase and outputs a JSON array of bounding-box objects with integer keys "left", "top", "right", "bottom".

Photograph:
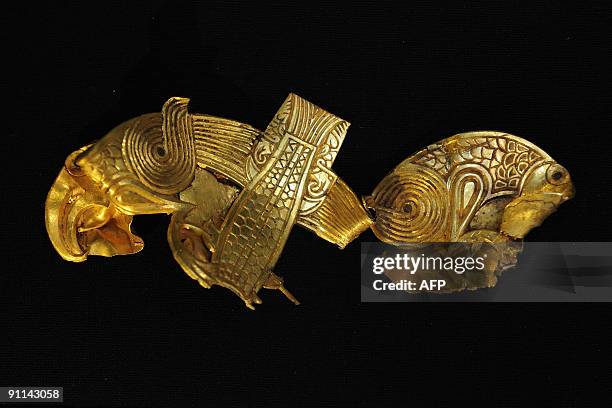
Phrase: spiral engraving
[
  {"left": 45, "top": 90, "right": 575, "bottom": 304},
  {"left": 369, "top": 164, "right": 449, "bottom": 243},
  {"left": 122, "top": 97, "right": 195, "bottom": 195}
]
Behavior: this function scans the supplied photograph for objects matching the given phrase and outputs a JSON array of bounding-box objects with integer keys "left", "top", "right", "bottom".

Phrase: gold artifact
[
  {"left": 364, "top": 131, "right": 574, "bottom": 244},
  {"left": 45, "top": 95, "right": 574, "bottom": 306}
]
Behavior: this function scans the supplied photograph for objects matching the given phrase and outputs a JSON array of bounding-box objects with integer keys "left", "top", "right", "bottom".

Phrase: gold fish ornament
[
  {"left": 363, "top": 132, "right": 574, "bottom": 244},
  {"left": 45, "top": 94, "right": 574, "bottom": 307}
]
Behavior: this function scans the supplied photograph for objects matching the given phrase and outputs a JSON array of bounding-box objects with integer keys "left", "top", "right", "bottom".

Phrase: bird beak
[
  {"left": 500, "top": 187, "right": 573, "bottom": 240},
  {"left": 45, "top": 165, "right": 143, "bottom": 262}
]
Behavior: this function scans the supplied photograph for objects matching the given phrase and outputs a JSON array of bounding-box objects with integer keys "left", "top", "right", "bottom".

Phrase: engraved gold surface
[
  {"left": 45, "top": 96, "right": 574, "bottom": 306},
  {"left": 364, "top": 131, "right": 574, "bottom": 245},
  {"left": 363, "top": 131, "right": 574, "bottom": 291},
  {"left": 45, "top": 94, "right": 371, "bottom": 308}
]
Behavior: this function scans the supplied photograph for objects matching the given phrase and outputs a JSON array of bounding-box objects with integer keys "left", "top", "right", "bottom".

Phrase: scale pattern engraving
[
  {"left": 414, "top": 133, "right": 545, "bottom": 195},
  {"left": 366, "top": 131, "right": 564, "bottom": 244},
  {"left": 212, "top": 137, "right": 314, "bottom": 301}
]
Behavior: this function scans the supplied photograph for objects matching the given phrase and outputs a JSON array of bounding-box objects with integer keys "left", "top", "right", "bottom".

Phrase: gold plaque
[
  {"left": 45, "top": 94, "right": 371, "bottom": 308},
  {"left": 45, "top": 95, "right": 573, "bottom": 307}
]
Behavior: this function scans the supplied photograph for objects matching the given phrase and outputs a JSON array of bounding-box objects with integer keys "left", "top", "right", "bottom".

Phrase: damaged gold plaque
[
  {"left": 45, "top": 94, "right": 574, "bottom": 306},
  {"left": 45, "top": 95, "right": 371, "bottom": 308},
  {"left": 364, "top": 131, "right": 574, "bottom": 292},
  {"left": 364, "top": 132, "right": 575, "bottom": 244}
]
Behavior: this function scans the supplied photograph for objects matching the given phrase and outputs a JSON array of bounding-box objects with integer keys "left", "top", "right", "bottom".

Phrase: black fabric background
[{"left": 3, "top": 1, "right": 611, "bottom": 406}]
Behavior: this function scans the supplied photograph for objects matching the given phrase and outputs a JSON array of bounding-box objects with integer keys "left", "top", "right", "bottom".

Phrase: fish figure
[
  {"left": 364, "top": 131, "right": 575, "bottom": 244},
  {"left": 46, "top": 96, "right": 574, "bottom": 306},
  {"left": 45, "top": 95, "right": 371, "bottom": 308}
]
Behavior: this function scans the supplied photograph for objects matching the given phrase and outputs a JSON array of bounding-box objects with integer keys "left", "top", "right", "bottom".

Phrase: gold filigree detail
[
  {"left": 45, "top": 97, "right": 573, "bottom": 306},
  {"left": 365, "top": 131, "right": 574, "bottom": 245},
  {"left": 45, "top": 94, "right": 370, "bottom": 308}
]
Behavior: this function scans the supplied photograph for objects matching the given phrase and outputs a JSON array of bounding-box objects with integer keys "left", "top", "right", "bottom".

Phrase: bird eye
[
  {"left": 547, "top": 164, "right": 567, "bottom": 185},
  {"left": 65, "top": 146, "right": 91, "bottom": 176}
]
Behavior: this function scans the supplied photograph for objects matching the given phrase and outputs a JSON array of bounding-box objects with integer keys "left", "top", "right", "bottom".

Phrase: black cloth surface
[{"left": 3, "top": 1, "right": 611, "bottom": 406}]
